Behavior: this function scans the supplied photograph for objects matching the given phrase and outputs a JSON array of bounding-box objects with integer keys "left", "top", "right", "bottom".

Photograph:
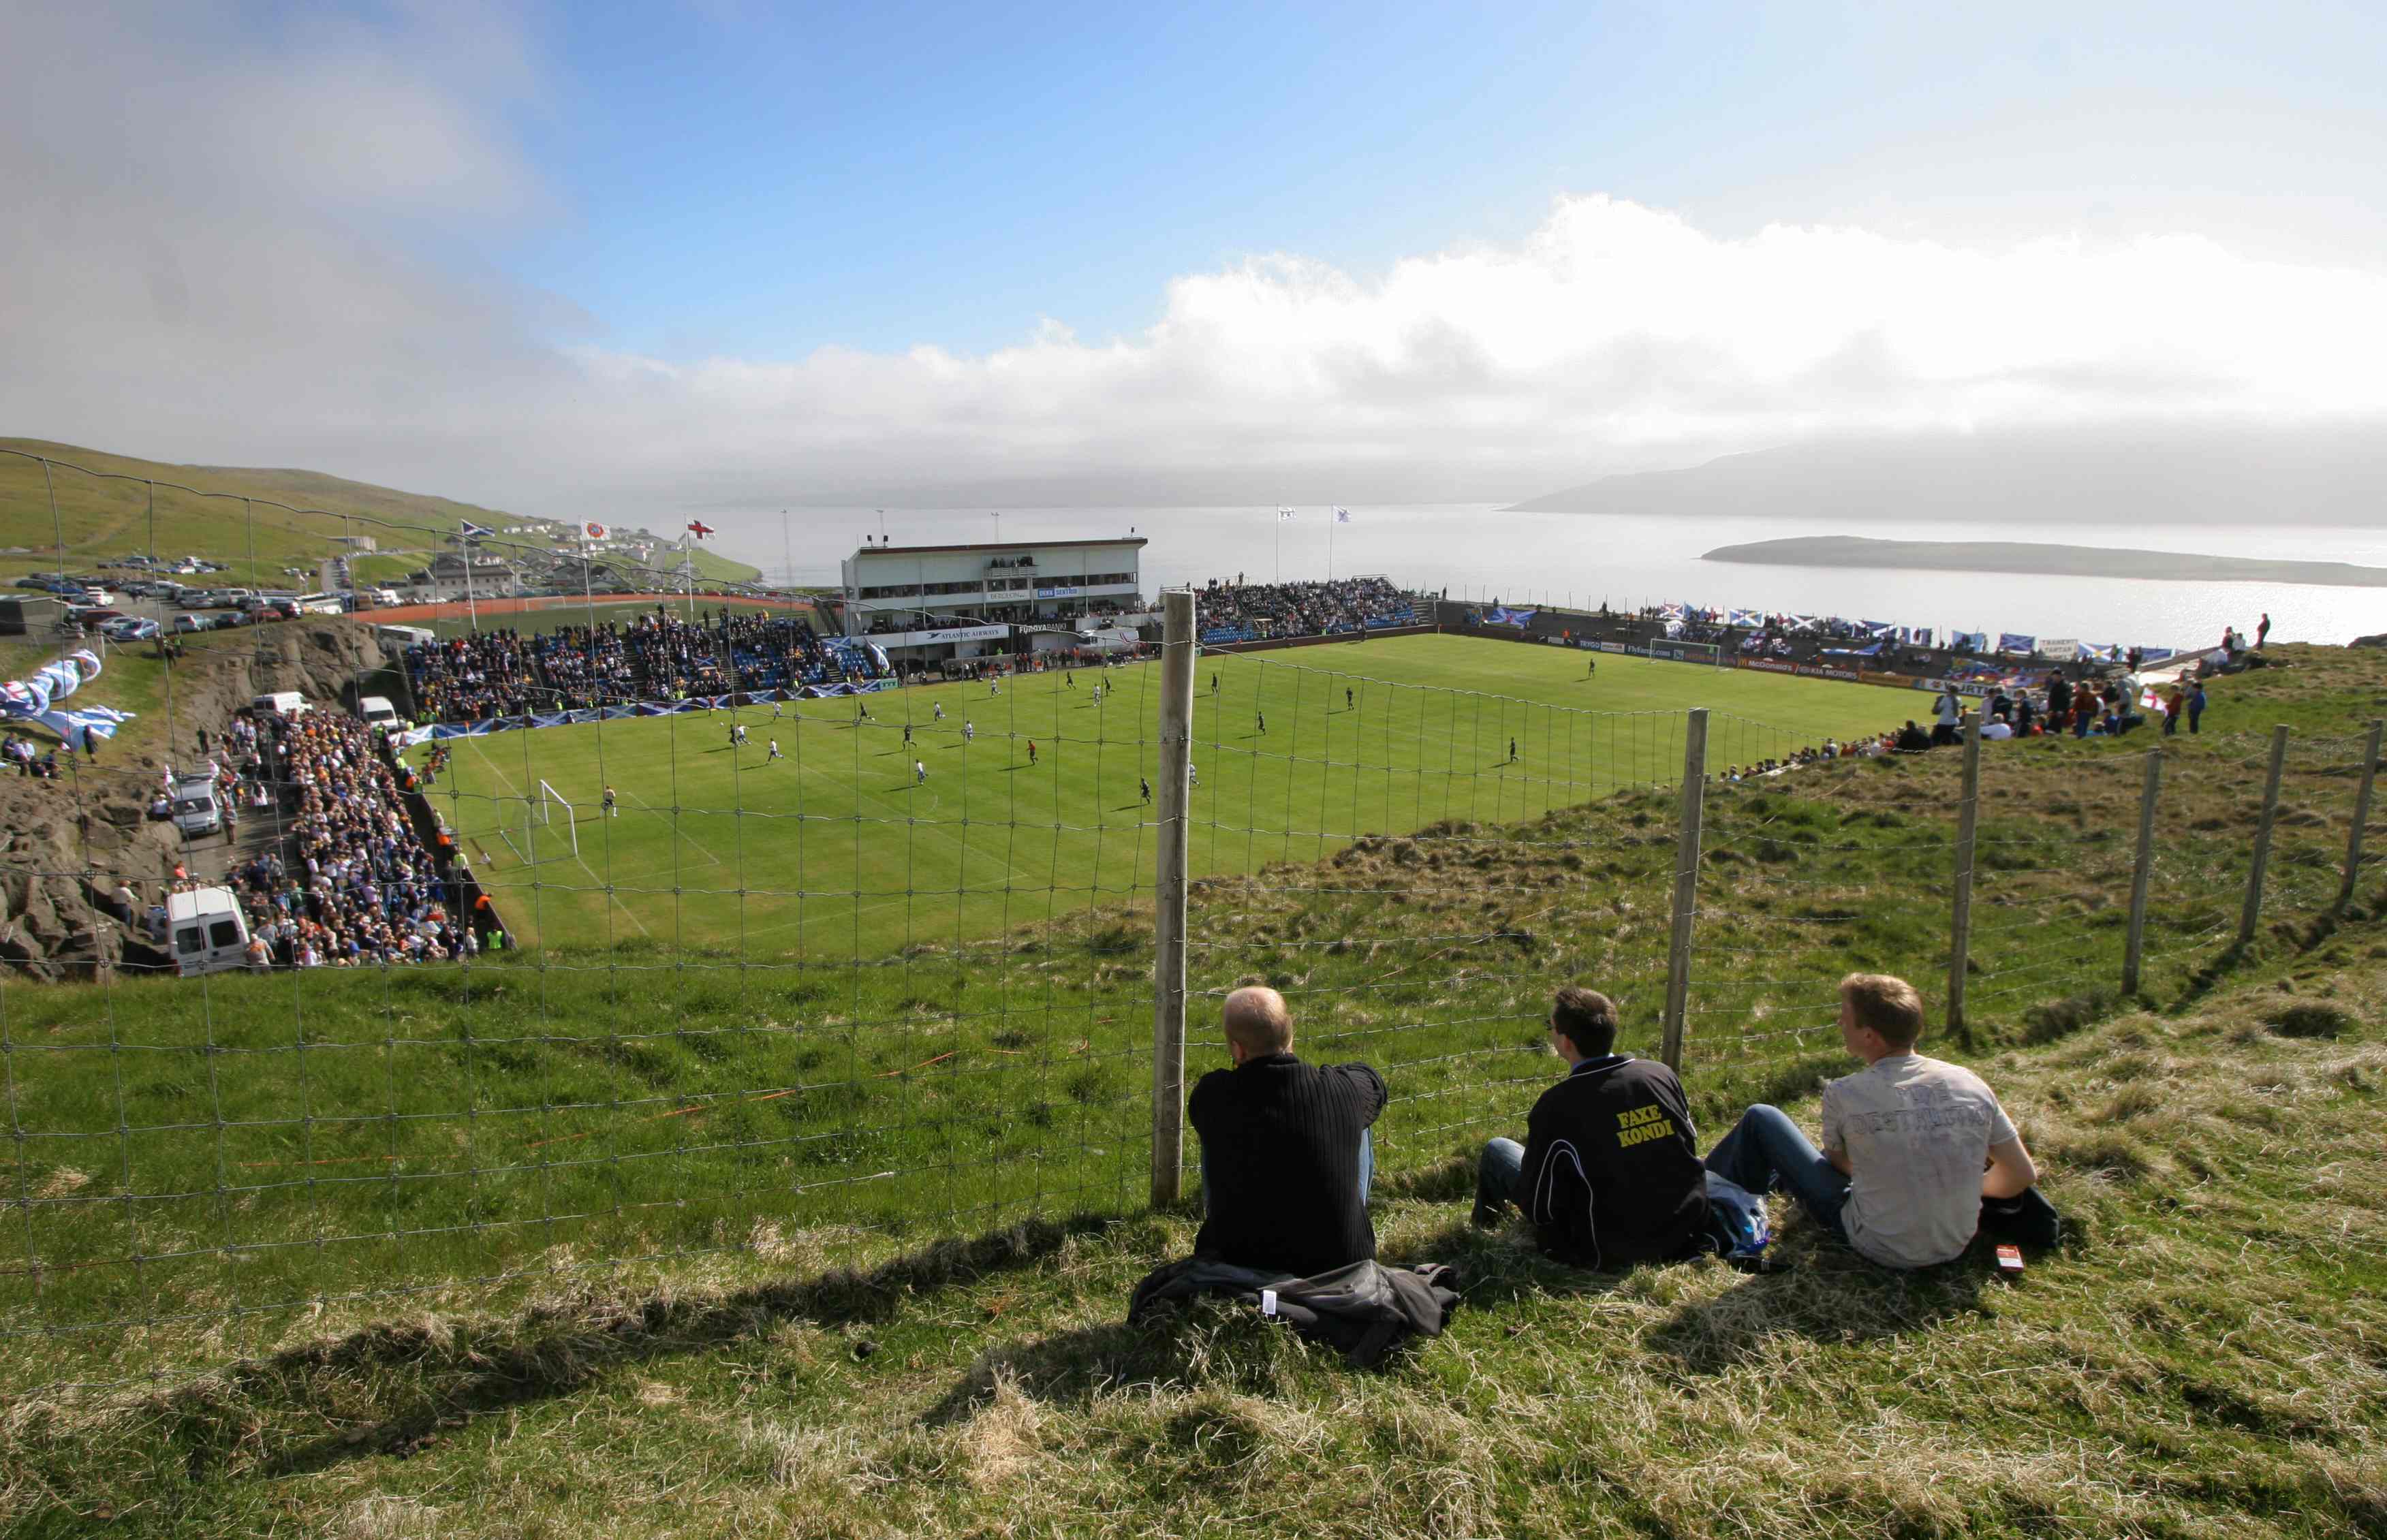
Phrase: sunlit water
[{"left": 706, "top": 503, "right": 2386, "bottom": 650}]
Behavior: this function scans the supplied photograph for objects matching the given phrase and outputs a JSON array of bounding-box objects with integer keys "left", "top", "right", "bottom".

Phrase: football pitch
[{"left": 432, "top": 633, "right": 1921, "bottom": 960}]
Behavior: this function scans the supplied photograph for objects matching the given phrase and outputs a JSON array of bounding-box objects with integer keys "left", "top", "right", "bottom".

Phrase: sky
[{"left": 4, "top": 0, "right": 2387, "bottom": 520}]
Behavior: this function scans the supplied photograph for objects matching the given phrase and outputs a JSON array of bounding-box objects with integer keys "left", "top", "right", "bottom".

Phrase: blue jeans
[
  {"left": 1473, "top": 1136, "right": 1525, "bottom": 1223},
  {"left": 1202, "top": 1129, "right": 1373, "bottom": 1217},
  {"left": 1704, "top": 1105, "right": 1848, "bottom": 1239}
]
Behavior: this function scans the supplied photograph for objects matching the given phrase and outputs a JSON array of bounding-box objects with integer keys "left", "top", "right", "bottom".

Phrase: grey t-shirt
[{"left": 1822, "top": 1053, "right": 2017, "bottom": 1268}]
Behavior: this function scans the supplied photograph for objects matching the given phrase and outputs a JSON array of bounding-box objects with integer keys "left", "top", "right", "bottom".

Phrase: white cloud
[{"left": 5, "top": 5, "right": 2387, "bottom": 517}]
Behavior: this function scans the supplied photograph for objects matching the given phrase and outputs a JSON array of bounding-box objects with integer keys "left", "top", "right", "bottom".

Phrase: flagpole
[
  {"left": 780, "top": 509, "right": 792, "bottom": 593},
  {"left": 1275, "top": 507, "right": 1282, "bottom": 584},
  {"left": 682, "top": 530, "right": 694, "bottom": 624},
  {"left": 1328, "top": 507, "right": 1335, "bottom": 583}
]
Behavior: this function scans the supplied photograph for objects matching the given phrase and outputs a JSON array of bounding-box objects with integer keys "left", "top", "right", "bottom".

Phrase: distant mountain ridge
[{"left": 1505, "top": 422, "right": 2387, "bottom": 527}]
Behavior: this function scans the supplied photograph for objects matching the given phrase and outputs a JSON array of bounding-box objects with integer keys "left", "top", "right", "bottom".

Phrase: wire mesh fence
[{"left": 1, "top": 460, "right": 2381, "bottom": 1398}]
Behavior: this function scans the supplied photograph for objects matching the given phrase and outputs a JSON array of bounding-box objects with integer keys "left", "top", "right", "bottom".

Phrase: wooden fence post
[
  {"left": 1659, "top": 708, "right": 1709, "bottom": 1073},
  {"left": 2238, "top": 725, "right": 2290, "bottom": 946},
  {"left": 1150, "top": 590, "right": 1196, "bottom": 1207},
  {"left": 2337, "top": 719, "right": 2383, "bottom": 914},
  {"left": 2121, "top": 749, "right": 2163, "bottom": 995},
  {"left": 1946, "top": 712, "right": 1982, "bottom": 1050}
]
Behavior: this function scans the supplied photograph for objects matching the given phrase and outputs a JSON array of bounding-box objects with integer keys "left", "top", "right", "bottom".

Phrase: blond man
[
  {"left": 1188, "top": 985, "right": 1386, "bottom": 1276},
  {"left": 1704, "top": 973, "right": 2038, "bottom": 1268}
]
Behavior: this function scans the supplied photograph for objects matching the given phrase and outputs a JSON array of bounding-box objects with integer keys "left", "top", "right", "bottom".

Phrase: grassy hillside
[
  {"left": 1, "top": 642, "right": 2373, "bottom": 1411},
  {"left": 3, "top": 909, "right": 2382, "bottom": 1536},
  {"left": 436, "top": 634, "right": 1923, "bottom": 957},
  {"left": 0, "top": 438, "right": 760, "bottom": 589}
]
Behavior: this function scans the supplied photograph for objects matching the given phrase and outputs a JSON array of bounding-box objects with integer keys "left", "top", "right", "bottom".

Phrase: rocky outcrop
[{"left": 0, "top": 619, "right": 387, "bottom": 980}]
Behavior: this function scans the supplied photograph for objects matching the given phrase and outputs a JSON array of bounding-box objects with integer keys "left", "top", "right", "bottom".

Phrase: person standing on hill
[
  {"left": 2188, "top": 680, "right": 2207, "bottom": 734},
  {"left": 1931, "top": 685, "right": 1963, "bottom": 746},
  {"left": 2256, "top": 613, "right": 2271, "bottom": 649},
  {"left": 1704, "top": 973, "right": 2038, "bottom": 1269},
  {"left": 1189, "top": 986, "right": 1386, "bottom": 1276},
  {"left": 1471, "top": 988, "right": 1709, "bottom": 1268}
]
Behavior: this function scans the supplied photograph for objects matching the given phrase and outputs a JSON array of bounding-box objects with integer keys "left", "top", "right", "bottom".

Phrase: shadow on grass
[
  {"left": 155, "top": 1213, "right": 1133, "bottom": 1483},
  {"left": 1640, "top": 1226, "right": 1992, "bottom": 1374}
]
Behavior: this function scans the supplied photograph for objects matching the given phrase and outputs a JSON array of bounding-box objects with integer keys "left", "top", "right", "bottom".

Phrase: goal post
[{"left": 537, "top": 779, "right": 580, "bottom": 857}]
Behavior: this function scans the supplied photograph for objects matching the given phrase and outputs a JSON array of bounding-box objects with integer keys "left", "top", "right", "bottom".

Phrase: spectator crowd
[
  {"left": 137, "top": 708, "right": 482, "bottom": 969},
  {"left": 1197, "top": 576, "right": 1418, "bottom": 640},
  {"left": 405, "top": 608, "right": 883, "bottom": 725}
]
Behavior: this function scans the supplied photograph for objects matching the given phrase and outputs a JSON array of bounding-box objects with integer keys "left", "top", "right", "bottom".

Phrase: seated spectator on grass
[
  {"left": 1189, "top": 984, "right": 1386, "bottom": 1276},
  {"left": 1704, "top": 974, "right": 2038, "bottom": 1269},
  {"left": 1471, "top": 987, "right": 1709, "bottom": 1268},
  {"left": 1980, "top": 713, "right": 2014, "bottom": 740},
  {"left": 1894, "top": 720, "right": 1931, "bottom": 753}
]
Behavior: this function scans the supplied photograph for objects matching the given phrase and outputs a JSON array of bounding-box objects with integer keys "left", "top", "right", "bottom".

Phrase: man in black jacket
[
  {"left": 1190, "top": 985, "right": 1387, "bottom": 1276},
  {"left": 1470, "top": 987, "right": 1709, "bottom": 1268}
]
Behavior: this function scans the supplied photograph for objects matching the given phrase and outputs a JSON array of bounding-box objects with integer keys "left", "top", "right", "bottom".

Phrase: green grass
[
  {"left": 4, "top": 940, "right": 2383, "bottom": 1537},
  {"left": 433, "top": 634, "right": 1922, "bottom": 959},
  {"left": 0, "top": 639, "right": 2379, "bottom": 1539},
  {"left": 0, "top": 437, "right": 760, "bottom": 591}
]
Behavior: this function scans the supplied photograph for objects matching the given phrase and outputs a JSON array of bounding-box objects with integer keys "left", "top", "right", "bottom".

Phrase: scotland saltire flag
[
  {"left": 1998, "top": 633, "right": 2036, "bottom": 655},
  {"left": 1334, "top": 507, "right": 1351, "bottom": 523},
  {"left": 458, "top": 520, "right": 494, "bottom": 540}
]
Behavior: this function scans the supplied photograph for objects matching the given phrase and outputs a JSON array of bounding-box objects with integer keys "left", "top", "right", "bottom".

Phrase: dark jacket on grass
[
  {"left": 1520, "top": 1054, "right": 1708, "bottom": 1268},
  {"left": 1190, "top": 1053, "right": 1386, "bottom": 1276}
]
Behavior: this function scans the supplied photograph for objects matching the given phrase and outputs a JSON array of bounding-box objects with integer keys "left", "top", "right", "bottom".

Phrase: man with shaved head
[{"left": 1188, "top": 984, "right": 1388, "bottom": 1276}]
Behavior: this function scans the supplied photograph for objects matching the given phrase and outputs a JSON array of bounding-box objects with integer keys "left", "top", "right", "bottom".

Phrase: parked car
[
  {"left": 99, "top": 616, "right": 161, "bottom": 642},
  {"left": 171, "top": 612, "right": 213, "bottom": 633},
  {"left": 63, "top": 606, "right": 127, "bottom": 630}
]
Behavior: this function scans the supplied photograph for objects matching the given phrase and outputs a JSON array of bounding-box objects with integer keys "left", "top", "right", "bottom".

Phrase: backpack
[
  {"left": 1699, "top": 1171, "right": 1773, "bottom": 1260},
  {"left": 1978, "top": 1188, "right": 2064, "bottom": 1251}
]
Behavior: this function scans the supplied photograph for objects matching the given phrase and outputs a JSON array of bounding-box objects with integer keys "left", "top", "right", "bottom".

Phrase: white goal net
[{"left": 537, "top": 778, "right": 580, "bottom": 856}]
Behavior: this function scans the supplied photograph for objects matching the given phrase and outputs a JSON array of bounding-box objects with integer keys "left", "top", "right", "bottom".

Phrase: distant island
[{"left": 1700, "top": 535, "right": 2387, "bottom": 587}]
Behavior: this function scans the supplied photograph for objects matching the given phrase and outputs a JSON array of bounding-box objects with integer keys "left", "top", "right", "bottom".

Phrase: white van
[
  {"left": 251, "top": 691, "right": 309, "bottom": 719},
  {"left": 356, "top": 695, "right": 404, "bottom": 731},
  {"left": 375, "top": 623, "right": 435, "bottom": 651},
  {"left": 365, "top": 587, "right": 403, "bottom": 608},
  {"left": 171, "top": 775, "right": 224, "bottom": 838},
  {"left": 167, "top": 887, "right": 251, "bottom": 977}
]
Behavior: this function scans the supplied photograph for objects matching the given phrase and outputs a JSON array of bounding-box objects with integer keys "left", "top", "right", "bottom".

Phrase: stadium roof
[{"left": 850, "top": 537, "right": 1148, "bottom": 559}]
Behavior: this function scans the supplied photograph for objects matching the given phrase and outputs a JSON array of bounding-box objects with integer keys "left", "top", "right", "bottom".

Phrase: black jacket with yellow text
[{"left": 1518, "top": 1054, "right": 1708, "bottom": 1268}]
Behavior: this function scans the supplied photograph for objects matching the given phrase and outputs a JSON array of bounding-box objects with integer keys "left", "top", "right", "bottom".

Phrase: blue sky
[
  {"left": 489, "top": 1, "right": 2387, "bottom": 358},
  {"left": 5, "top": 1, "right": 2387, "bottom": 514}
]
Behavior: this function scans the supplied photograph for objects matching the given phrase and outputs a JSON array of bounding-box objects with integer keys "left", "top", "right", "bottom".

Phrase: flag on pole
[
  {"left": 582, "top": 521, "right": 609, "bottom": 541},
  {"left": 1335, "top": 507, "right": 1351, "bottom": 523},
  {"left": 458, "top": 520, "right": 493, "bottom": 540},
  {"left": 1277, "top": 507, "right": 1296, "bottom": 521},
  {"left": 685, "top": 520, "right": 715, "bottom": 539}
]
